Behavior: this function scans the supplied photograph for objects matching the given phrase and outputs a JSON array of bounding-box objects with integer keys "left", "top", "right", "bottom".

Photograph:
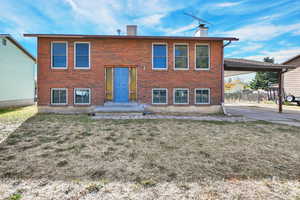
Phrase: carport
[{"left": 224, "top": 58, "right": 297, "bottom": 113}]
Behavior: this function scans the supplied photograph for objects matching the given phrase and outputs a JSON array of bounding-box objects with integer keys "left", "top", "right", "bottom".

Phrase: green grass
[{"left": 0, "top": 106, "right": 37, "bottom": 124}]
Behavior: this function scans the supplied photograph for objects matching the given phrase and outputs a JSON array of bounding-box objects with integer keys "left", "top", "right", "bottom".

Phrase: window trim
[
  {"left": 152, "top": 42, "right": 168, "bottom": 70},
  {"left": 173, "top": 43, "right": 189, "bottom": 70},
  {"left": 195, "top": 43, "right": 210, "bottom": 71},
  {"left": 195, "top": 88, "right": 210, "bottom": 105},
  {"left": 74, "top": 88, "right": 91, "bottom": 105},
  {"left": 51, "top": 41, "right": 68, "bottom": 69},
  {"left": 74, "top": 42, "right": 91, "bottom": 69},
  {"left": 152, "top": 88, "right": 168, "bottom": 105},
  {"left": 173, "top": 88, "right": 189, "bottom": 104},
  {"left": 51, "top": 88, "right": 68, "bottom": 105}
]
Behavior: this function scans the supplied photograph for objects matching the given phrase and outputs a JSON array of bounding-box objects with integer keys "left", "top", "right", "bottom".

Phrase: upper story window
[
  {"left": 174, "top": 44, "right": 188, "bottom": 70},
  {"left": 51, "top": 42, "right": 67, "bottom": 69},
  {"left": 152, "top": 44, "right": 167, "bottom": 70},
  {"left": 195, "top": 44, "right": 210, "bottom": 70},
  {"left": 75, "top": 42, "right": 90, "bottom": 69},
  {"left": 2, "top": 39, "right": 7, "bottom": 46}
]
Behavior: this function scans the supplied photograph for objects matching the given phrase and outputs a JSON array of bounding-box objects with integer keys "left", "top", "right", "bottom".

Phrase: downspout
[{"left": 221, "top": 41, "right": 232, "bottom": 114}]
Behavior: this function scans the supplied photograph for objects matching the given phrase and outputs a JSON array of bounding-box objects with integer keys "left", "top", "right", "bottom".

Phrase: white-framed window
[
  {"left": 195, "top": 88, "right": 210, "bottom": 104},
  {"left": 174, "top": 43, "right": 189, "bottom": 70},
  {"left": 74, "top": 42, "right": 90, "bottom": 69},
  {"left": 74, "top": 88, "right": 91, "bottom": 105},
  {"left": 152, "top": 88, "right": 168, "bottom": 104},
  {"left": 51, "top": 88, "right": 68, "bottom": 105},
  {"left": 152, "top": 43, "right": 168, "bottom": 70},
  {"left": 174, "top": 88, "right": 189, "bottom": 104},
  {"left": 195, "top": 44, "right": 210, "bottom": 70},
  {"left": 51, "top": 41, "right": 68, "bottom": 69}
]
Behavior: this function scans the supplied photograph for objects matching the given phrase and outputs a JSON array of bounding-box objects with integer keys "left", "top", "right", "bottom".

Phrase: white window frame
[
  {"left": 195, "top": 88, "right": 210, "bottom": 105},
  {"left": 51, "top": 88, "right": 68, "bottom": 105},
  {"left": 173, "top": 43, "right": 189, "bottom": 70},
  {"left": 51, "top": 41, "right": 68, "bottom": 69},
  {"left": 152, "top": 42, "right": 168, "bottom": 70},
  {"left": 74, "top": 88, "right": 91, "bottom": 105},
  {"left": 173, "top": 88, "right": 189, "bottom": 104},
  {"left": 152, "top": 88, "right": 168, "bottom": 105},
  {"left": 195, "top": 43, "right": 210, "bottom": 70},
  {"left": 74, "top": 42, "right": 91, "bottom": 69}
]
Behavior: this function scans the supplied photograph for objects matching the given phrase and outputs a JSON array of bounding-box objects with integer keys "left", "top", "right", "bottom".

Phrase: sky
[{"left": 1, "top": 0, "right": 300, "bottom": 67}]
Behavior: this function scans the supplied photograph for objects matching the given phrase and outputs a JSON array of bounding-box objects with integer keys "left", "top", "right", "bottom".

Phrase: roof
[
  {"left": 224, "top": 58, "right": 296, "bottom": 72},
  {"left": 0, "top": 34, "right": 36, "bottom": 62},
  {"left": 282, "top": 54, "right": 300, "bottom": 65},
  {"left": 23, "top": 33, "right": 238, "bottom": 41}
]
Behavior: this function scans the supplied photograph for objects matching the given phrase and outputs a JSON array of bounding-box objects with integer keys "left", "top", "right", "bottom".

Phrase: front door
[{"left": 114, "top": 67, "right": 129, "bottom": 102}]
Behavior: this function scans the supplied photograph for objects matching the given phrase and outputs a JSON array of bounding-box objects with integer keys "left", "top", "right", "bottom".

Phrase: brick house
[{"left": 25, "top": 26, "right": 238, "bottom": 113}]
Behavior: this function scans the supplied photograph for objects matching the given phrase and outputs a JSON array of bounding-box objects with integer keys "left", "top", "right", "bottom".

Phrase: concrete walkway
[{"left": 225, "top": 105, "right": 300, "bottom": 127}]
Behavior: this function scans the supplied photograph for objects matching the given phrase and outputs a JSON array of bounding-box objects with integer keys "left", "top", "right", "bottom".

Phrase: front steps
[{"left": 93, "top": 102, "right": 146, "bottom": 113}]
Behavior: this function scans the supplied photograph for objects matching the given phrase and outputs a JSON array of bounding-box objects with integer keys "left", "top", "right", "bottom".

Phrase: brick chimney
[{"left": 126, "top": 25, "right": 137, "bottom": 36}]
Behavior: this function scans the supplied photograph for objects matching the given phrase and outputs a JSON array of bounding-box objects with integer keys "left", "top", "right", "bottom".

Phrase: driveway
[{"left": 225, "top": 104, "right": 300, "bottom": 127}]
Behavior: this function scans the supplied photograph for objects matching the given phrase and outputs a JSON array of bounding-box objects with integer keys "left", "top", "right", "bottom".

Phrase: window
[
  {"left": 174, "top": 88, "right": 189, "bottom": 104},
  {"left": 174, "top": 44, "right": 188, "bottom": 69},
  {"left": 51, "top": 42, "right": 67, "bottom": 68},
  {"left": 2, "top": 39, "right": 6, "bottom": 46},
  {"left": 51, "top": 88, "right": 67, "bottom": 105},
  {"left": 152, "top": 44, "right": 167, "bottom": 69},
  {"left": 195, "top": 44, "right": 209, "bottom": 70},
  {"left": 195, "top": 88, "right": 210, "bottom": 104},
  {"left": 74, "top": 88, "right": 91, "bottom": 104},
  {"left": 75, "top": 42, "right": 90, "bottom": 69},
  {"left": 152, "top": 89, "right": 167, "bottom": 104}
]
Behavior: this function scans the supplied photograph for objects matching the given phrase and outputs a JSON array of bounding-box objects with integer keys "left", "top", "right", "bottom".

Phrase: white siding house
[{"left": 0, "top": 34, "right": 36, "bottom": 108}]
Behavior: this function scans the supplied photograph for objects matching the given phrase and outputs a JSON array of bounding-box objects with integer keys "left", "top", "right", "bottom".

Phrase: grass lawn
[{"left": 1, "top": 106, "right": 300, "bottom": 199}]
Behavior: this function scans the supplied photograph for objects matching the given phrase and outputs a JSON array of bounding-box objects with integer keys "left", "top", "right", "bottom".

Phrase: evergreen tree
[{"left": 249, "top": 57, "right": 278, "bottom": 90}]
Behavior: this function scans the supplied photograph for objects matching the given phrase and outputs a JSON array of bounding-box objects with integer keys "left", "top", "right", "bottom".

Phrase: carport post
[{"left": 278, "top": 70, "right": 283, "bottom": 113}]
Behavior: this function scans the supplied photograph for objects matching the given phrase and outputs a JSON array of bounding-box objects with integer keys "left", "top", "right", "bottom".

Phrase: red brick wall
[{"left": 37, "top": 37, "right": 223, "bottom": 106}]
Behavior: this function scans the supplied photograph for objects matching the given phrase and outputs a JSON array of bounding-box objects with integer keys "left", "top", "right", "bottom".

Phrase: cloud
[
  {"left": 220, "top": 22, "right": 300, "bottom": 41},
  {"left": 245, "top": 47, "right": 300, "bottom": 63},
  {"left": 215, "top": 2, "right": 242, "bottom": 7},
  {"left": 135, "top": 14, "right": 165, "bottom": 26}
]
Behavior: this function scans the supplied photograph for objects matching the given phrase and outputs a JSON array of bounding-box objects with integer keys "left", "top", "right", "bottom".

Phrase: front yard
[{"left": 0, "top": 106, "right": 300, "bottom": 199}]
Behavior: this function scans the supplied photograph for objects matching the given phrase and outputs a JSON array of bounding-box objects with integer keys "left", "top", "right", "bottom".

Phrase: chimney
[
  {"left": 126, "top": 25, "right": 137, "bottom": 36},
  {"left": 194, "top": 24, "right": 208, "bottom": 37}
]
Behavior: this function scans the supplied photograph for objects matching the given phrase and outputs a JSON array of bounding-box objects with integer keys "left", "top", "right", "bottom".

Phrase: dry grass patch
[{"left": 0, "top": 113, "right": 300, "bottom": 184}]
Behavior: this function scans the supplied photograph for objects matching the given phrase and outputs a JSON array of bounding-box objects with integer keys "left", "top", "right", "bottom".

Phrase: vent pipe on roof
[
  {"left": 126, "top": 25, "right": 137, "bottom": 36},
  {"left": 194, "top": 24, "right": 208, "bottom": 37}
]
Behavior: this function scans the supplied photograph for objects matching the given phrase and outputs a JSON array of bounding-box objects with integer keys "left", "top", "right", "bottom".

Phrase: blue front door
[{"left": 114, "top": 68, "right": 129, "bottom": 102}]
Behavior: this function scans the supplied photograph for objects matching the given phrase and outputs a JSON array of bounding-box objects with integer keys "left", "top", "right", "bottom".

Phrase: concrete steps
[{"left": 93, "top": 102, "right": 145, "bottom": 113}]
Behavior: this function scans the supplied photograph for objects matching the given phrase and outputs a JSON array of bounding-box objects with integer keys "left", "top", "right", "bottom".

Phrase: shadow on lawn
[{"left": 0, "top": 113, "right": 300, "bottom": 183}]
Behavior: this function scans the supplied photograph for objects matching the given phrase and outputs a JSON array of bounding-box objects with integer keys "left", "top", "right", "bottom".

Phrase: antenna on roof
[{"left": 183, "top": 12, "right": 212, "bottom": 37}]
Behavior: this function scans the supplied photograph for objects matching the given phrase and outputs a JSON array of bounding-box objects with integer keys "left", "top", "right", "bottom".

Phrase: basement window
[
  {"left": 51, "top": 88, "right": 67, "bottom": 105},
  {"left": 195, "top": 88, "right": 210, "bottom": 104},
  {"left": 152, "top": 88, "right": 167, "bottom": 104},
  {"left": 74, "top": 88, "right": 91, "bottom": 105},
  {"left": 174, "top": 88, "right": 189, "bottom": 104}
]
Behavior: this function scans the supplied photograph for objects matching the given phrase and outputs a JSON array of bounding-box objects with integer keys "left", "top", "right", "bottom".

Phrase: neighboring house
[
  {"left": 224, "top": 79, "right": 247, "bottom": 93},
  {"left": 0, "top": 34, "right": 36, "bottom": 108},
  {"left": 283, "top": 54, "right": 300, "bottom": 97},
  {"left": 25, "top": 25, "right": 238, "bottom": 113}
]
